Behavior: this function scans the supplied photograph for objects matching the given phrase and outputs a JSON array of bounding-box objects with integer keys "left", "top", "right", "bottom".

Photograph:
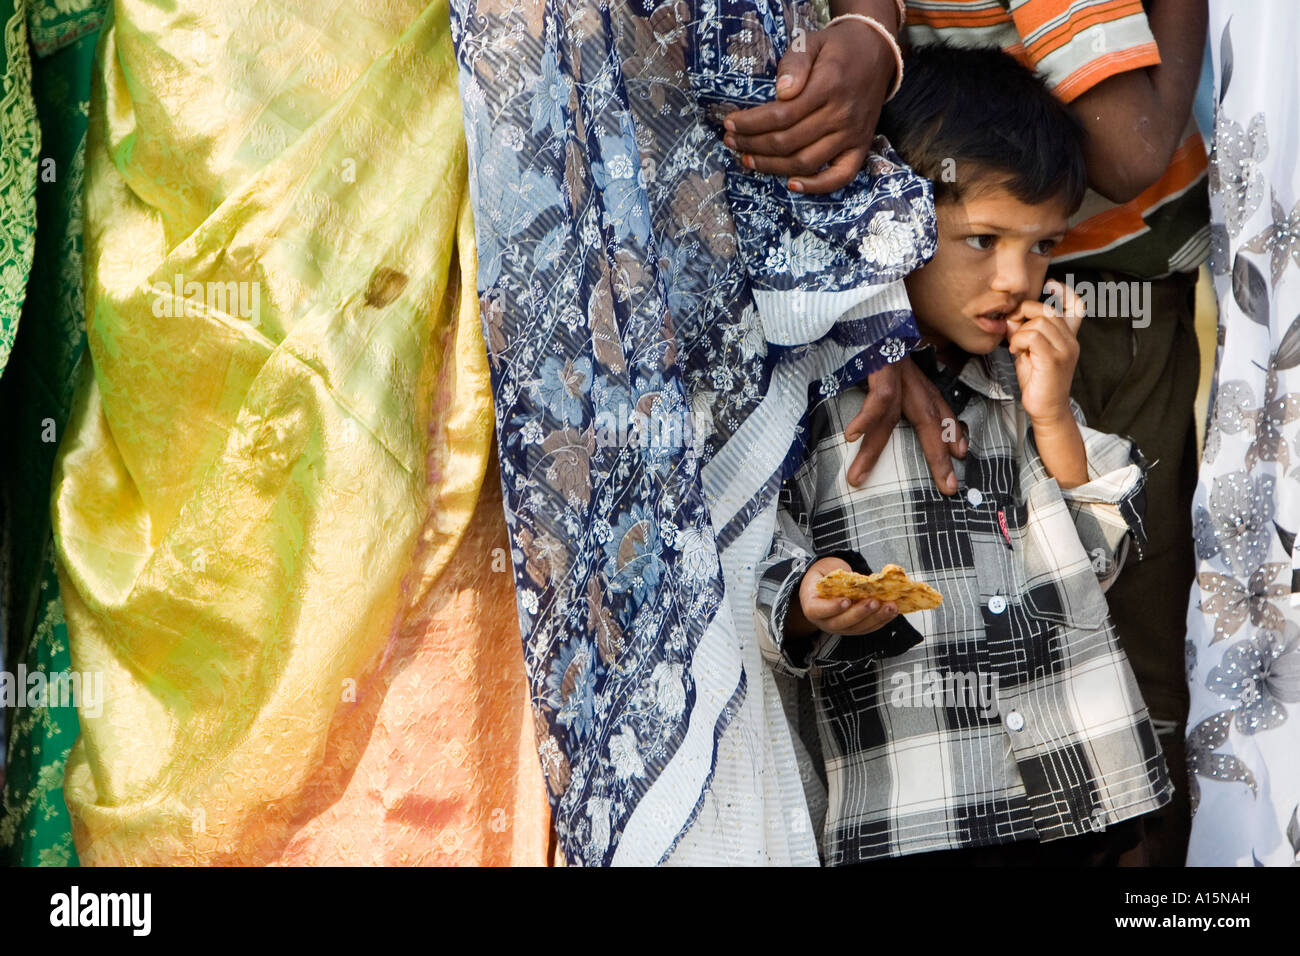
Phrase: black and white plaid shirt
[{"left": 755, "top": 346, "right": 1172, "bottom": 864}]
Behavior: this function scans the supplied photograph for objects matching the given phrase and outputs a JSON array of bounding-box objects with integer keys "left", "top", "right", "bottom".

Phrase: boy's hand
[
  {"left": 789, "top": 556, "right": 901, "bottom": 638},
  {"left": 1005, "top": 280, "right": 1086, "bottom": 427},
  {"left": 721, "top": 8, "right": 898, "bottom": 194}
]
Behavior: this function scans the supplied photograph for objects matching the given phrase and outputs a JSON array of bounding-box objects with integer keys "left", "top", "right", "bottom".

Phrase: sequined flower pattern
[
  {"left": 1205, "top": 366, "right": 1300, "bottom": 473},
  {"left": 1246, "top": 363, "right": 1300, "bottom": 471},
  {"left": 1209, "top": 109, "right": 1267, "bottom": 237},
  {"left": 1203, "top": 379, "right": 1256, "bottom": 466},
  {"left": 1243, "top": 189, "right": 1300, "bottom": 285},
  {"left": 1206, "top": 627, "right": 1300, "bottom": 733},
  {"left": 1197, "top": 561, "right": 1289, "bottom": 644},
  {"left": 1186, "top": 710, "right": 1257, "bottom": 815},
  {"left": 1195, "top": 470, "right": 1275, "bottom": 576}
]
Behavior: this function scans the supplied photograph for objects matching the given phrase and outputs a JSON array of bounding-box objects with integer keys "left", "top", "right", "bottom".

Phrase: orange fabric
[
  {"left": 1052, "top": 43, "right": 1161, "bottom": 103},
  {"left": 274, "top": 453, "right": 551, "bottom": 866},
  {"left": 1055, "top": 133, "right": 1209, "bottom": 258},
  {"left": 1014, "top": 0, "right": 1144, "bottom": 44},
  {"left": 906, "top": 5, "right": 1008, "bottom": 28},
  {"left": 905, "top": 0, "right": 1162, "bottom": 103}
]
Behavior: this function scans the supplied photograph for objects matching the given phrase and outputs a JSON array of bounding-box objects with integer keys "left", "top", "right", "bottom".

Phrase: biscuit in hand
[{"left": 815, "top": 565, "right": 943, "bottom": 613}]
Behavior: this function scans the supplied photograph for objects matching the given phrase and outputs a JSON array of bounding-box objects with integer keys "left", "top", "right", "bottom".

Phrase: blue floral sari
[{"left": 450, "top": 0, "right": 935, "bottom": 864}]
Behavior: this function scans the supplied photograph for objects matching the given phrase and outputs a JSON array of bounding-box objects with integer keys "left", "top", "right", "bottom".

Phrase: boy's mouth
[{"left": 973, "top": 309, "right": 1010, "bottom": 336}]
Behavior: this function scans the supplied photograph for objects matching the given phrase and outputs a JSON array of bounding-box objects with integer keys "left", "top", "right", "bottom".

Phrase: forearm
[
  {"left": 1072, "top": 0, "right": 1207, "bottom": 202},
  {"left": 1145, "top": 0, "right": 1207, "bottom": 137},
  {"left": 829, "top": 0, "right": 902, "bottom": 31},
  {"left": 785, "top": 589, "right": 818, "bottom": 640},
  {"left": 1031, "top": 413, "right": 1088, "bottom": 490}
]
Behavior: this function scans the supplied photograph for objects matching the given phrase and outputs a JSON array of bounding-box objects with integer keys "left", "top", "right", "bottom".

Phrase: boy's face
[{"left": 904, "top": 181, "right": 1071, "bottom": 355}]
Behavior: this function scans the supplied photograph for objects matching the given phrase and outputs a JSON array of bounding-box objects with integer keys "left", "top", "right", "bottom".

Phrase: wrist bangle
[
  {"left": 825, "top": 13, "right": 905, "bottom": 101},
  {"left": 893, "top": 0, "right": 906, "bottom": 30}
]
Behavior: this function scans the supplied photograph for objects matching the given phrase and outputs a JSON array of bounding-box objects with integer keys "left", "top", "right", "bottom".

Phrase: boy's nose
[{"left": 990, "top": 255, "right": 1032, "bottom": 299}]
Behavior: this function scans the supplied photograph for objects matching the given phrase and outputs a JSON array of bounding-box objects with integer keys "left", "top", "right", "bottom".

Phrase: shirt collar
[{"left": 908, "top": 343, "right": 1019, "bottom": 412}]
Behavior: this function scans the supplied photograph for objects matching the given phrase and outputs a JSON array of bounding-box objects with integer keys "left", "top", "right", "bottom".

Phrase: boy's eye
[
  {"left": 1032, "top": 238, "right": 1059, "bottom": 255},
  {"left": 964, "top": 234, "right": 996, "bottom": 251}
]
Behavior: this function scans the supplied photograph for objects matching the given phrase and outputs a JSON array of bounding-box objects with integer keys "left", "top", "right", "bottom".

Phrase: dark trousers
[{"left": 1052, "top": 266, "right": 1201, "bottom": 867}]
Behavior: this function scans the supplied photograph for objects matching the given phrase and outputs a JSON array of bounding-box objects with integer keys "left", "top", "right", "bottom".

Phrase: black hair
[{"left": 879, "top": 43, "right": 1088, "bottom": 212}]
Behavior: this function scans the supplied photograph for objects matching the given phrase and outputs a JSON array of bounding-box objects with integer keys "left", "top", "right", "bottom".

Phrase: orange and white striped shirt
[{"left": 903, "top": 0, "right": 1209, "bottom": 277}]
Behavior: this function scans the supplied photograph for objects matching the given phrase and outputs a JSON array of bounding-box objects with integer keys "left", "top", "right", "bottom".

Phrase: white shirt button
[
  {"left": 988, "top": 594, "right": 1007, "bottom": 614},
  {"left": 966, "top": 487, "right": 984, "bottom": 507},
  {"left": 1005, "top": 710, "right": 1025, "bottom": 732}
]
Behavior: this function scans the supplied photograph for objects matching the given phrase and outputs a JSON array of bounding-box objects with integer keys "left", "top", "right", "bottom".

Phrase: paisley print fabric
[{"left": 450, "top": 0, "right": 935, "bottom": 864}]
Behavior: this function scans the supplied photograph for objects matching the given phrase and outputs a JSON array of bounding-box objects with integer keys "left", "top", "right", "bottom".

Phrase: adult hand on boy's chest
[
  {"left": 720, "top": 5, "right": 900, "bottom": 193},
  {"left": 843, "top": 358, "right": 968, "bottom": 494}
]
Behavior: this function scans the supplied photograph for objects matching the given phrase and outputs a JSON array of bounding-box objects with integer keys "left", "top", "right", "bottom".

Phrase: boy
[{"left": 754, "top": 45, "right": 1172, "bottom": 865}]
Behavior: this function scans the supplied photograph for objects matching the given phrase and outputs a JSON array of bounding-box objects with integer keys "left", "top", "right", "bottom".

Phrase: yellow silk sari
[{"left": 52, "top": 0, "right": 547, "bottom": 864}]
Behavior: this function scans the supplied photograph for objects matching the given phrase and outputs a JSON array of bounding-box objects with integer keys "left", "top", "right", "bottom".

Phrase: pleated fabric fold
[{"left": 53, "top": 0, "right": 547, "bottom": 865}]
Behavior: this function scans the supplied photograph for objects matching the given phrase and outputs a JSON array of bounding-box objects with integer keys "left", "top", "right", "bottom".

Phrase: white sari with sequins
[{"left": 1186, "top": 0, "right": 1300, "bottom": 867}]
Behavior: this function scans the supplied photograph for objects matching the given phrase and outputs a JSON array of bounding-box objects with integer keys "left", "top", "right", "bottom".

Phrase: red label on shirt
[{"left": 998, "top": 508, "right": 1013, "bottom": 548}]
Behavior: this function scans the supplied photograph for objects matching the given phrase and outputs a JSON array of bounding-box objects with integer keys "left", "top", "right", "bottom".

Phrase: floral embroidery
[
  {"left": 452, "top": 0, "right": 933, "bottom": 864},
  {"left": 858, "top": 211, "right": 918, "bottom": 268}
]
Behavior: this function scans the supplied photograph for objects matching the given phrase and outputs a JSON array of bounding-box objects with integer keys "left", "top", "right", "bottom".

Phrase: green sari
[
  {"left": 0, "top": 0, "right": 38, "bottom": 375},
  {"left": 0, "top": 0, "right": 108, "bottom": 867}
]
